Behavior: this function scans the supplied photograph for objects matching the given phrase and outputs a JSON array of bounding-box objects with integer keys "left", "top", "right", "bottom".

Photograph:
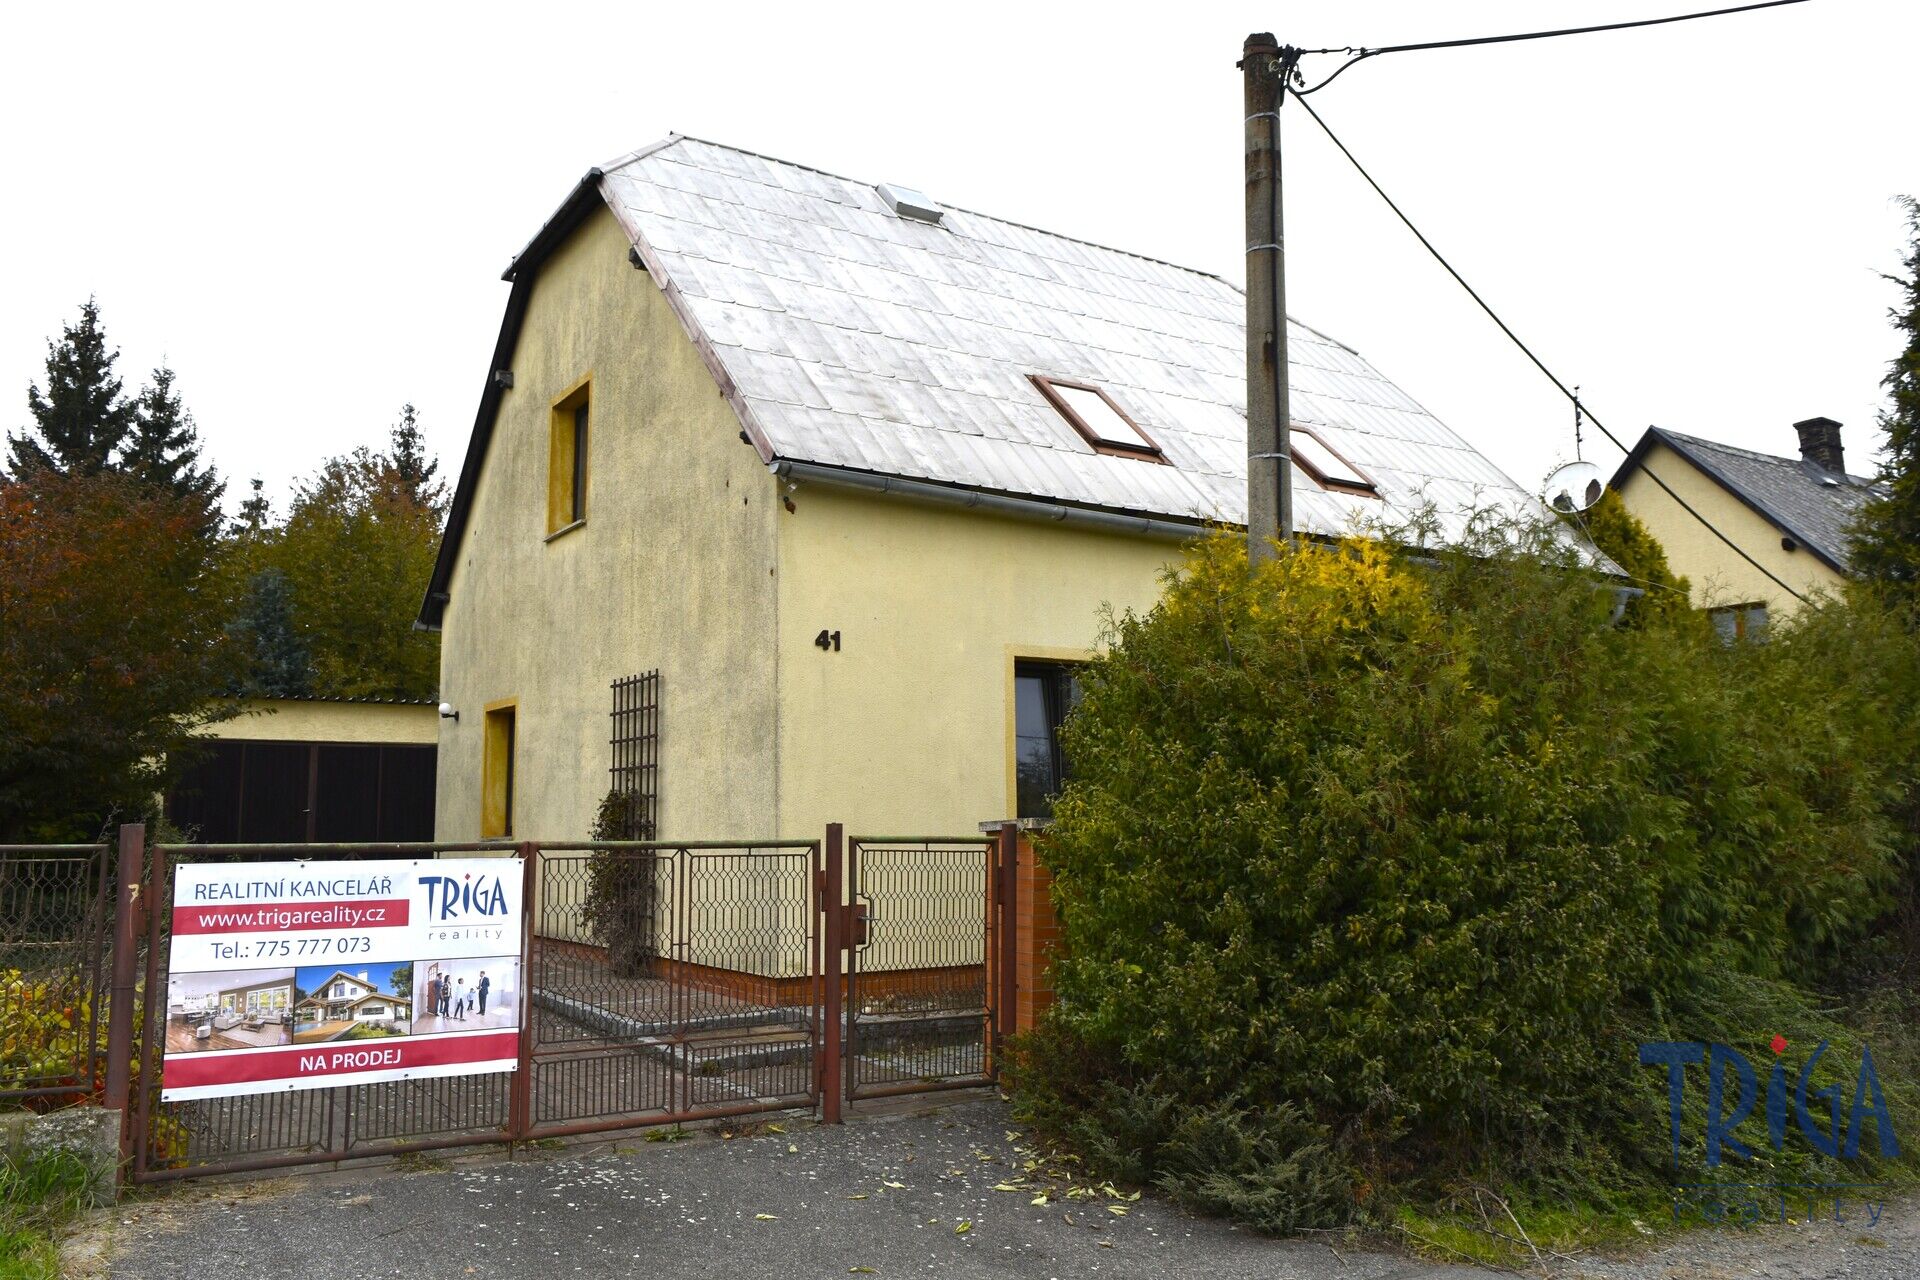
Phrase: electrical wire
[
  {"left": 1286, "top": 89, "right": 1810, "bottom": 603},
  {"left": 1294, "top": 0, "right": 1811, "bottom": 96}
]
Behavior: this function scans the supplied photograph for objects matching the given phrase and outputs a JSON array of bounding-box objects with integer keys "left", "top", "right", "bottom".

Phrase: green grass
[{"left": 0, "top": 1150, "right": 93, "bottom": 1280}]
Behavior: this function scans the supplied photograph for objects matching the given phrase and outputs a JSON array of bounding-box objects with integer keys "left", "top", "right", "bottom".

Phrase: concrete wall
[
  {"left": 1616, "top": 440, "right": 1848, "bottom": 619},
  {"left": 434, "top": 206, "right": 780, "bottom": 846},
  {"left": 771, "top": 483, "right": 1183, "bottom": 839},
  {"left": 196, "top": 699, "right": 437, "bottom": 745}
]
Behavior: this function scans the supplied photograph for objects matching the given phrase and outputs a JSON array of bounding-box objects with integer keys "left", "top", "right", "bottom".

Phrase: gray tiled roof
[
  {"left": 1640, "top": 428, "right": 1880, "bottom": 573},
  {"left": 596, "top": 136, "right": 1555, "bottom": 542}
]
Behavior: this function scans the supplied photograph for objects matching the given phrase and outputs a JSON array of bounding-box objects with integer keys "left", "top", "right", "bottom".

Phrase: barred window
[{"left": 609, "top": 670, "right": 659, "bottom": 839}]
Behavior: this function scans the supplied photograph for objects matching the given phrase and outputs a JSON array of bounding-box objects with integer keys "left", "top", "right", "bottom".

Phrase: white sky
[{"left": 3, "top": 1, "right": 1914, "bottom": 517}]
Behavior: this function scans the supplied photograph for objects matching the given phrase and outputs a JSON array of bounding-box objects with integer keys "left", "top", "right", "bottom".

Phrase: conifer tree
[
  {"left": 227, "top": 568, "right": 314, "bottom": 698},
  {"left": 8, "top": 299, "right": 137, "bottom": 478},
  {"left": 124, "top": 365, "right": 223, "bottom": 525},
  {"left": 386, "top": 403, "right": 446, "bottom": 513},
  {"left": 236, "top": 477, "right": 271, "bottom": 535},
  {"left": 1853, "top": 196, "right": 1920, "bottom": 618}
]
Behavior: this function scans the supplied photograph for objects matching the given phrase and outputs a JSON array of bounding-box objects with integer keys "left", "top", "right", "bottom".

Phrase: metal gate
[
  {"left": 129, "top": 840, "right": 516, "bottom": 1183},
  {"left": 840, "top": 833, "right": 1010, "bottom": 1101},
  {"left": 524, "top": 841, "right": 823, "bottom": 1139}
]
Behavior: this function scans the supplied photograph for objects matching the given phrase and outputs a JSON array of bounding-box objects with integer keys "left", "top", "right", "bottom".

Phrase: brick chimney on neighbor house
[{"left": 1794, "top": 416, "right": 1846, "bottom": 474}]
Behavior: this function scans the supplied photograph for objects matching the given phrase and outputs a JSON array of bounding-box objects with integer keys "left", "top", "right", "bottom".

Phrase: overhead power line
[
  {"left": 1286, "top": 89, "right": 1810, "bottom": 604},
  {"left": 1295, "top": 0, "right": 1812, "bottom": 95}
]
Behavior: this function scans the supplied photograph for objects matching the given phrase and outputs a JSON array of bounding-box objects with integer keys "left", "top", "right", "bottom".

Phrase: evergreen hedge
[{"left": 1010, "top": 518, "right": 1920, "bottom": 1229}]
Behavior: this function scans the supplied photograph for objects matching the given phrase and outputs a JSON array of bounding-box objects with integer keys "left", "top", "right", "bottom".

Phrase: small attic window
[
  {"left": 1290, "top": 427, "right": 1377, "bottom": 496},
  {"left": 878, "top": 183, "right": 943, "bottom": 225},
  {"left": 1032, "top": 376, "right": 1165, "bottom": 462}
]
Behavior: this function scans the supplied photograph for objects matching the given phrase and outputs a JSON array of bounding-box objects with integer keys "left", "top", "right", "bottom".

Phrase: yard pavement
[{"left": 67, "top": 1097, "right": 1916, "bottom": 1280}]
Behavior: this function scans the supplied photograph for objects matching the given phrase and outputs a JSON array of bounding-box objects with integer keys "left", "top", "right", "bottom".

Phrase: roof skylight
[
  {"left": 1032, "top": 376, "right": 1164, "bottom": 461},
  {"left": 877, "top": 183, "right": 944, "bottom": 225},
  {"left": 1290, "top": 428, "right": 1377, "bottom": 495}
]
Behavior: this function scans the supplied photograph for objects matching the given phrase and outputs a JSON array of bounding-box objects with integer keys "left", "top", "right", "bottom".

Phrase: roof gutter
[{"left": 770, "top": 459, "right": 1211, "bottom": 542}]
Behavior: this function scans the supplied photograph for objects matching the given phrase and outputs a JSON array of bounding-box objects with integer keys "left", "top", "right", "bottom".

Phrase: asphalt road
[
  {"left": 79, "top": 1099, "right": 1466, "bottom": 1280},
  {"left": 71, "top": 1098, "right": 1916, "bottom": 1280}
]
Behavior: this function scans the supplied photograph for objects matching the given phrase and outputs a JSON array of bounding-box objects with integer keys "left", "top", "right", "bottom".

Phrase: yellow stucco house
[
  {"left": 1611, "top": 418, "right": 1881, "bottom": 637},
  {"left": 418, "top": 135, "right": 1560, "bottom": 844}
]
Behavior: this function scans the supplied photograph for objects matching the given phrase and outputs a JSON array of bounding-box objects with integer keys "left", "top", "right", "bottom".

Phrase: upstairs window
[
  {"left": 548, "top": 377, "right": 590, "bottom": 535},
  {"left": 1290, "top": 427, "right": 1377, "bottom": 497},
  {"left": 1032, "top": 376, "right": 1164, "bottom": 461}
]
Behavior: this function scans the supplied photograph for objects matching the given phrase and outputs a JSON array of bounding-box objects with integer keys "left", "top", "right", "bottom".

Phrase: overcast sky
[{"left": 3, "top": 1, "right": 1913, "bottom": 516}]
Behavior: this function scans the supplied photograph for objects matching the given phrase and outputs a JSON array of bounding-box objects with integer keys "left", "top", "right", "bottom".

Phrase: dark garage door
[{"left": 167, "top": 741, "right": 438, "bottom": 844}]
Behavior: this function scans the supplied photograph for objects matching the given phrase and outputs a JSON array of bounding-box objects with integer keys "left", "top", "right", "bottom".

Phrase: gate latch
[{"left": 849, "top": 901, "right": 872, "bottom": 949}]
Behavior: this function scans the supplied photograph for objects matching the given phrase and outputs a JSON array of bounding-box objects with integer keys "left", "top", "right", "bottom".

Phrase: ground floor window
[
  {"left": 1015, "top": 660, "right": 1082, "bottom": 821},
  {"left": 483, "top": 702, "right": 517, "bottom": 838},
  {"left": 1709, "top": 601, "right": 1768, "bottom": 643}
]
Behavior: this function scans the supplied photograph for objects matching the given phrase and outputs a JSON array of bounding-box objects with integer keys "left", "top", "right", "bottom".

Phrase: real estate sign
[{"left": 160, "top": 858, "right": 525, "bottom": 1101}]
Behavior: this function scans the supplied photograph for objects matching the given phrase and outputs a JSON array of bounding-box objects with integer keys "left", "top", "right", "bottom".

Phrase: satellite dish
[{"left": 1545, "top": 460, "right": 1605, "bottom": 514}]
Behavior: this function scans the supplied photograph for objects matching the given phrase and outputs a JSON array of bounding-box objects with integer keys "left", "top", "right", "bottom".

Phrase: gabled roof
[
  {"left": 1610, "top": 427, "right": 1881, "bottom": 576},
  {"left": 303, "top": 970, "right": 378, "bottom": 997},
  {"left": 422, "top": 135, "right": 1573, "bottom": 627}
]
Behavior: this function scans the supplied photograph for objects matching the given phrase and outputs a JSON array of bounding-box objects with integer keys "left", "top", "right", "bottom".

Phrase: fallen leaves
[{"left": 954, "top": 1219, "right": 972, "bottom": 1235}]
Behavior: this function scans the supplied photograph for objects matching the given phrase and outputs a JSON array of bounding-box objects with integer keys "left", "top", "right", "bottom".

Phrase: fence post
[
  {"left": 103, "top": 823, "right": 144, "bottom": 1173},
  {"left": 510, "top": 842, "right": 537, "bottom": 1144},
  {"left": 821, "top": 823, "right": 844, "bottom": 1125}
]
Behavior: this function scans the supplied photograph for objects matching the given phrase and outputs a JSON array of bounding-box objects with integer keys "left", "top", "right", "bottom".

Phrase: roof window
[
  {"left": 1290, "top": 427, "right": 1377, "bottom": 496},
  {"left": 1032, "top": 376, "right": 1164, "bottom": 461},
  {"left": 877, "top": 183, "right": 943, "bottom": 225}
]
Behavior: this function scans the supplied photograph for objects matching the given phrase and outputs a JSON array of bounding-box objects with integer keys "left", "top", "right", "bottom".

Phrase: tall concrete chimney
[{"left": 1793, "top": 417, "right": 1845, "bottom": 474}]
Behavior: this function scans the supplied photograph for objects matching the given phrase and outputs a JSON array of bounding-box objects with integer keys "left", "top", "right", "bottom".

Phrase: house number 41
[{"left": 814, "top": 629, "right": 841, "bottom": 652}]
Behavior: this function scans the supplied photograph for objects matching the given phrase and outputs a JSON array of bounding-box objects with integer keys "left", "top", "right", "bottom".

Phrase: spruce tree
[
  {"left": 125, "top": 365, "right": 223, "bottom": 524},
  {"left": 8, "top": 299, "right": 137, "bottom": 478},
  {"left": 227, "top": 568, "right": 314, "bottom": 698},
  {"left": 387, "top": 403, "right": 446, "bottom": 512},
  {"left": 1853, "top": 196, "right": 1920, "bottom": 618},
  {"left": 236, "top": 477, "right": 271, "bottom": 534}
]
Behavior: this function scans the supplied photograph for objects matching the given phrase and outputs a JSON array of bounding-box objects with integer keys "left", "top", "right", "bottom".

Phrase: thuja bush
[{"left": 1009, "top": 518, "right": 1920, "bottom": 1228}]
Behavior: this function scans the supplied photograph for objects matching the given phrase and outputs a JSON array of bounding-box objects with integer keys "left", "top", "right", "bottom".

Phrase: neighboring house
[
  {"left": 165, "top": 696, "right": 439, "bottom": 843},
  {"left": 1611, "top": 418, "right": 1881, "bottom": 636},
  {"left": 419, "top": 135, "right": 1575, "bottom": 841},
  {"left": 296, "top": 970, "right": 410, "bottom": 1025}
]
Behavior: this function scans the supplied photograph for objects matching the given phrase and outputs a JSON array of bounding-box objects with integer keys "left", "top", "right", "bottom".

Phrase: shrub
[
  {"left": 1014, "top": 519, "right": 1920, "bottom": 1228},
  {"left": 582, "top": 789, "right": 661, "bottom": 977}
]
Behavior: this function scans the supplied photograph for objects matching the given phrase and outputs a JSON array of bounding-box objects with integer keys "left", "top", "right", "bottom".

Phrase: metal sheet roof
[{"left": 597, "top": 136, "right": 1555, "bottom": 542}]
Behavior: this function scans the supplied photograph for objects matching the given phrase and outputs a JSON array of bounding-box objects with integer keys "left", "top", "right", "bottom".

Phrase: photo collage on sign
[{"left": 165, "top": 956, "right": 520, "bottom": 1054}]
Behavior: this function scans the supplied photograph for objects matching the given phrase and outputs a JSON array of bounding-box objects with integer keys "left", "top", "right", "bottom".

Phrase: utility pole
[{"left": 1242, "top": 33, "right": 1294, "bottom": 562}]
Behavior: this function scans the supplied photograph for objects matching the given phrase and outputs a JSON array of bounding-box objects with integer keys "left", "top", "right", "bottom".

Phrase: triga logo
[
  {"left": 1640, "top": 1038, "right": 1900, "bottom": 1168},
  {"left": 419, "top": 873, "right": 510, "bottom": 921}
]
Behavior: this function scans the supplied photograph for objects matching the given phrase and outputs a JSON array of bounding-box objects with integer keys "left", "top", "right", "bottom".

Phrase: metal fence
[
  {"left": 76, "top": 822, "right": 1017, "bottom": 1184},
  {"left": 0, "top": 843, "right": 112, "bottom": 1101}
]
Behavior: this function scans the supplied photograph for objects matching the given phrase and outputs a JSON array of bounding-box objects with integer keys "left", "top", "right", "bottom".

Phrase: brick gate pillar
[{"left": 982, "top": 820, "right": 1059, "bottom": 1036}]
